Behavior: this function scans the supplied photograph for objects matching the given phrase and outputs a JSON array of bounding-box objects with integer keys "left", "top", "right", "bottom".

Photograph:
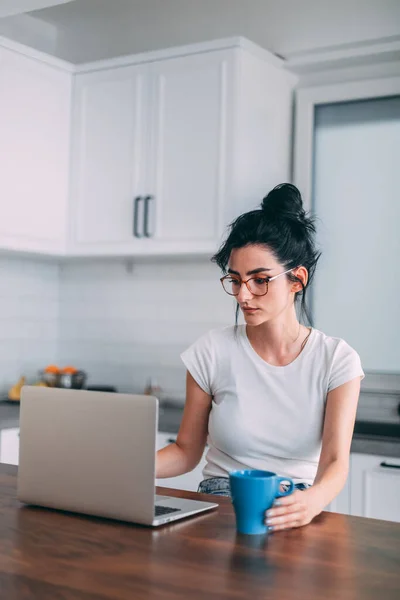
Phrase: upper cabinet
[
  {"left": 68, "top": 41, "right": 296, "bottom": 257},
  {"left": 69, "top": 51, "right": 233, "bottom": 255},
  {"left": 0, "top": 37, "right": 296, "bottom": 258},
  {"left": 146, "top": 52, "right": 230, "bottom": 247},
  {"left": 69, "top": 64, "right": 148, "bottom": 248},
  {"left": 0, "top": 46, "right": 72, "bottom": 255}
]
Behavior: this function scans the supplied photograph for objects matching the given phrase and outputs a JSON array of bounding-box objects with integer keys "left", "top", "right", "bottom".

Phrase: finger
[
  {"left": 273, "top": 490, "right": 302, "bottom": 507},
  {"left": 265, "top": 509, "right": 306, "bottom": 527},
  {"left": 266, "top": 502, "right": 305, "bottom": 519},
  {"left": 271, "top": 519, "right": 304, "bottom": 532},
  {"left": 268, "top": 513, "right": 308, "bottom": 531}
]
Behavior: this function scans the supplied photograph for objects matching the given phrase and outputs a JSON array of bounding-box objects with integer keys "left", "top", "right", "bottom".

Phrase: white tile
[
  {"left": 0, "top": 257, "right": 59, "bottom": 395},
  {"left": 0, "top": 256, "right": 233, "bottom": 397},
  {"left": 57, "top": 258, "right": 233, "bottom": 394}
]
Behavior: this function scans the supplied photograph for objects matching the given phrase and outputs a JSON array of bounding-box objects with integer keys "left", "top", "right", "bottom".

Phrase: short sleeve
[
  {"left": 181, "top": 331, "right": 216, "bottom": 395},
  {"left": 328, "top": 340, "right": 365, "bottom": 393}
]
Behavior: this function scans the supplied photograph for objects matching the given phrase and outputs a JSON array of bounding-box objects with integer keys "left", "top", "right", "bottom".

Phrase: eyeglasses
[{"left": 220, "top": 268, "right": 295, "bottom": 296}]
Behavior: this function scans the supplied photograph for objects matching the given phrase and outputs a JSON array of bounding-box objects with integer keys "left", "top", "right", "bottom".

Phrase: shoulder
[
  {"left": 180, "top": 326, "right": 238, "bottom": 394},
  {"left": 186, "top": 325, "right": 238, "bottom": 353},
  {"left": 311, "top": 329, "right": 360, "bottom": 360},
  {"left": 311, "top": 329, "right": 364, "bottom": 390}
]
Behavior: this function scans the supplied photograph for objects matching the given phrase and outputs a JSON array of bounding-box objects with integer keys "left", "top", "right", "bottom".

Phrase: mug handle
[{"left": 275, "top": 477, "right": 295, "bottom": 498}]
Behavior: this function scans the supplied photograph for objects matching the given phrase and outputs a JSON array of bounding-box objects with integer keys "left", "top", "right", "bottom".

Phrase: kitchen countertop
[
  {"left": 1, "top": 399, "right": 400, "bottom": 457},
  {"left": 1, "top": 463, "right": 399, "bottom": 600}
]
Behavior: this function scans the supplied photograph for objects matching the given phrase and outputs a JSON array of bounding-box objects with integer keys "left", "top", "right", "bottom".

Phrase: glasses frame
[{"left": 220, "top": 268, "right": 296, "bottom": 297}]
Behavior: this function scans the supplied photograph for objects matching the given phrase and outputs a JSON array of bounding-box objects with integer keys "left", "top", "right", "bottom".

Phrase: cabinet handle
[
  {"left": 133, "top": 196, "right": 143, "bottom": 238},
  {"left": 379, "top": 461, "right": 400, "bottom": 470},
  {"left": 143, "top": 195, "right": 153, "bottom": 238}
]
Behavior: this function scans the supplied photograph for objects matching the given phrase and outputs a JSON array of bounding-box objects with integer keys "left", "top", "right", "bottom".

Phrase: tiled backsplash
[
  {"left": 2, "top": 255, "right": 398, "bottom": 403},
  {"left": 0, "top": 256, "right": 59, "bottom": 394},
  {"left": 58, "top": 258, "right": 234, "bottom": 401},
  {"left": 0, "top": 255, "right": 234, "bottom": 400}
]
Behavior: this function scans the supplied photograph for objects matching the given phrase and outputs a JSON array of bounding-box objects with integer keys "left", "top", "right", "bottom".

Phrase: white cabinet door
[
  {"left": 350, "top": 453, "right": 400, "bottom": 522},
  {"left": 156, "top": 432, "right": 207, "bottom": 492},
  {"left": 146, "top": 51, "right": 231, "bottom": 245},
  {"left": 0, "top": 427, "right": 20, "bottom": 466},
  {"left": 0, "top": 48, "right": 70, "bottom": 253},
  {"left": 70, "top": 65, "right": 148, "bottom": 248},
  {"left": 325, "top": 474, "right": 351, "bottom": 515}
]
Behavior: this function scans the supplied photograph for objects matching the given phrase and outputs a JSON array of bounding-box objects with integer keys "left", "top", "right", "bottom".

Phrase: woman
[{"left": 156, "top": 183, "right": 364, "bottom": 533}]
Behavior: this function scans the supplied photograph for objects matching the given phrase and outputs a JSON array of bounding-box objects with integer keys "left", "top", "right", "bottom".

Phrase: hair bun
[{"left": 261, "top": 183, "right": 306, "bottom": 222}]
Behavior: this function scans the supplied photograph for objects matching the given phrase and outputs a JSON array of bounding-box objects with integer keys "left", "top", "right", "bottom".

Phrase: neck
[{"left": 245, "top": 309, "right": 310, "bottom": 363}]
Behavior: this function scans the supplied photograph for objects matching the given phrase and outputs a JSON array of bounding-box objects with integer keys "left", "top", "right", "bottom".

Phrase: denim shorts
[{"left": 197, "top": 476, "right": 311, "bottom": 498}]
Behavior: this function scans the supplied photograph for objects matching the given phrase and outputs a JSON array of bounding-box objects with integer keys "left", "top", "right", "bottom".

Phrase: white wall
[
  {"left": 0, "top": 256, "right": 59, "bottom": 394},
  {"left": 58, "top": 258, "right": 234, "bottom": 400}
]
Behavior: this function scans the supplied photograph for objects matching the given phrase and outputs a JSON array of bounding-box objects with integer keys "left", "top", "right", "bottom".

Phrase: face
[{"left": 226, "top": 245, "right": 307, "bottom": 326}]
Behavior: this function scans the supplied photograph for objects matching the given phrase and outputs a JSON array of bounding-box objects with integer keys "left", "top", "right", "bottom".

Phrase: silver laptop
[{"left": 17, "top": 387, "right": 217, "bottom": 526}]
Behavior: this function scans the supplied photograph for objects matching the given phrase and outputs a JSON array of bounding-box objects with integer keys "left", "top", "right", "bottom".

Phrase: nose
[{"left": 237, "top": 281, "right": 253, "bottom": 303}]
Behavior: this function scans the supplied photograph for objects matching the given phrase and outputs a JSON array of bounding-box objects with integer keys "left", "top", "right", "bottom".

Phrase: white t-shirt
[{"left": 181, "top": 325, "right": 364, "bottom": 485}]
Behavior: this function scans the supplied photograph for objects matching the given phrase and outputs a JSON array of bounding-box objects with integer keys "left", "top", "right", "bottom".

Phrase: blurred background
[
  {"left": 0, "top": 0, "right": 399, "bottom": 400},
  {"left": 0, "top": 0, "right": 400, "bottom": 520}
]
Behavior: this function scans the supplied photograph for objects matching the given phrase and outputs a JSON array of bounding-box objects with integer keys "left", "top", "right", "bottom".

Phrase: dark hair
[{"left": 211, "top": 183, "right": 321, "bottom": 325}]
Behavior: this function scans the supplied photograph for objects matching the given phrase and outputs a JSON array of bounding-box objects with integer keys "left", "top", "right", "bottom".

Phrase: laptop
[{"left": 17, "top": 387, "right": 217, "bottom": 526}]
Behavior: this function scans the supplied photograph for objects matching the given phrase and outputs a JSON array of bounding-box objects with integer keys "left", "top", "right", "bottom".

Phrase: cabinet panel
[
  {"left": 350, "top": 453, "right": 400, "bottom": 522},
  {"left": 71, "top": 66, "right": 147, "bottom": 246},
  {"left": 148, "top": 51, "right": 231, "bottom": 243},
  {"left": 0, "top": 428, "right": 19, "bottom": 466},
  {"left": 0, "top": 48, "right": 70, "bottom": 251},
  {"left": 325, "top": 475, "right": 351, "bottom": 515}
]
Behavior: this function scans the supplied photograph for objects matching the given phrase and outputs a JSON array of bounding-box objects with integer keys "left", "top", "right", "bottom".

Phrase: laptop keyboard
[{"left": 155, "top": 505, "right": 181, "bottom": 517}]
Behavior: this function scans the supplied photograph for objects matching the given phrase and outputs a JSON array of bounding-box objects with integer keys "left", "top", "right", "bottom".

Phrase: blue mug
[{"left": 229, "top": 469, "right": 295, "bottom": 535}]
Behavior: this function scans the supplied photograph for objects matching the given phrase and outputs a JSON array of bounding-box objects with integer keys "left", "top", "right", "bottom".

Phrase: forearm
[
  {"left": 308, "top": 458, "right": 349, "bottom": 509},
  {"left": 156, "top": 442, "right": 199, "bottom": 478}
]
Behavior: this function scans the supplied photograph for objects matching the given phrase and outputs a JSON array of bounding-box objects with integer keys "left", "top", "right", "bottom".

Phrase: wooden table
[{"left": 0, "top": 464, "right": 399, "bottom": 600}]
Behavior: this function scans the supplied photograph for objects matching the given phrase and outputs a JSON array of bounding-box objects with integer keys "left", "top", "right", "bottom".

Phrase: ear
[{"left": 291, "top": 266, "right": 308, "bottom": 292}]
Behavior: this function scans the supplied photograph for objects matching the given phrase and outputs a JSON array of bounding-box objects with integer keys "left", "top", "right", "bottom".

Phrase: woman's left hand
[{"left": 265, "top": 489, "right": 324, "bottom": 533}]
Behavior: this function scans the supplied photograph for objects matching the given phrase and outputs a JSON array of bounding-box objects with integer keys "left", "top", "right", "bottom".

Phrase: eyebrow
[{"left": 227, "top": 267, "right": 273, "bottom": 276}]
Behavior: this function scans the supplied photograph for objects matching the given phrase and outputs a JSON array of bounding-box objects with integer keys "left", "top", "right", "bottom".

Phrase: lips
[{"left": 242, "top": 307, "right": 259, "bottom": 313}]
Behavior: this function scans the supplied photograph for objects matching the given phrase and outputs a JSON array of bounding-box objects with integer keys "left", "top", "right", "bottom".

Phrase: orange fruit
[
  {"left": 44, "top": 365, "right": 60, "bottom": 374},
  {"left": 62, "top": 366, "right": 78, "bottom": 374}
]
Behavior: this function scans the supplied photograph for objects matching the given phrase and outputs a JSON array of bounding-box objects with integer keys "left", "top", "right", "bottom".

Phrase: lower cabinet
[
  {"left": 155, "top": 437, "right": 400, "bottom": 522},
  {"left": 0, "top": 427, "right": 19, "bottom": 466},
  {"left": 350, "top": 453, "right": 400, "bottom": 522},
  {"left": 2, "top": 425, "right": 400, "bottom": 522},
  {"left": 325, "top": 475, "right": 351, "bottom": 515},
  {"left": 156, "top": 432, "right": 207, "bottom": 492},
  {"left": 326, "top": 452, "right": 400, "bottom": 522}
]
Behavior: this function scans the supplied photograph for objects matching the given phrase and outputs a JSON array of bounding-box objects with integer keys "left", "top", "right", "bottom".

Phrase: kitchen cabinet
[
  {"left": 68, "top": 40, "right": 295, "bottom": 256},
  {"left": 0, "top": 427, "right": 19, "bottom": 466},
  {"left": 350, "top": 452, "right": 400, "bottom": 522},
  {"left": 156, "top": 431, "right": 207, "bottom": 492},
  {"left": 0, "top": 36, "right": 294, "bottom": 258},
  {"left": 0, "top": 46, "right": 71, "bottom": 254},
  {"left": 69, "top": 64, "right": 148, "bottom": 248},
  {"left": 145, "top": 52, "right": 230, "bottom": 246},
  {"left": 69, "top": 52, "right": 228, "bottom": 253},
  {"left": 325, "top": 474, "right": 351, "bottom": 515}
]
